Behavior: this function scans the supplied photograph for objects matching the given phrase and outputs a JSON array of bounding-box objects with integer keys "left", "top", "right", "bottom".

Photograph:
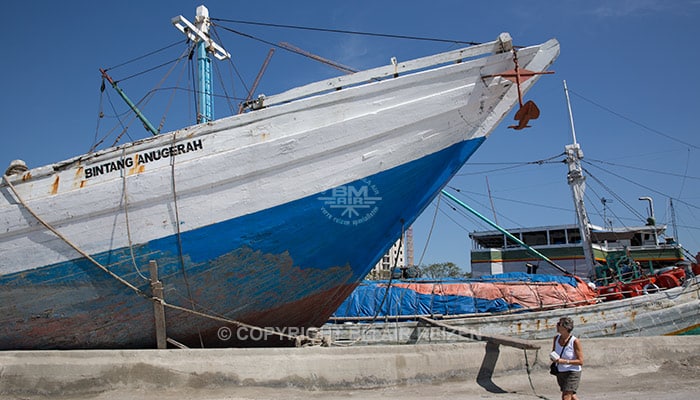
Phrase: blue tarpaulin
[{"left": 332, "top": 273, "right": 588, "bottom": 318}]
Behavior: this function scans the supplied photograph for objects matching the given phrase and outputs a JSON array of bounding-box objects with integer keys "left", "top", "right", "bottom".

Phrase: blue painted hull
[{"left": 0, "top": 138, "right": 484, "bottom": 349}]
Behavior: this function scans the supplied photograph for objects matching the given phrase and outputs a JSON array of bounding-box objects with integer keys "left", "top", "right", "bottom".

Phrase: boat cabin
[{"left": 470, "top": 223, "right": 684, "bottom": 278}]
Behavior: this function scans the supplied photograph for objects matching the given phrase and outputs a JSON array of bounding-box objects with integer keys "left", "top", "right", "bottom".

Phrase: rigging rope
[
  {"left": 524, "top": 349, "right": 552, "bottom": 400},
  {"left": 169, "top": 131, "right": 204, "bottom": 348},
  {"left": 2, "top": 175, "right": 148, "bottom": 297},
  {"left": 121, "top": 148, "right": 149, "bottom": 281},
  {"left": 417, "top": 195, "right": 440, "bottom": 266}
]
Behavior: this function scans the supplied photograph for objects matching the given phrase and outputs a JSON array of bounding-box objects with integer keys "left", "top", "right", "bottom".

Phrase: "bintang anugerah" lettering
[{"left": 84, "top": 139, "right": 203, "bottom": 179}]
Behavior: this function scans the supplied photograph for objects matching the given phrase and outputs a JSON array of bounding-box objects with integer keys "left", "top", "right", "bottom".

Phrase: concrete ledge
[{"left": 0, "top": 336, "right": 698, "bottom": 397}]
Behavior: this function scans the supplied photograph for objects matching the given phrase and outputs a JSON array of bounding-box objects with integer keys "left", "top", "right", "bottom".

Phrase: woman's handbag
[
  {"left": 549, "top": 362, "right": 559, "bottom": 375},
  {"left": 550, "top": 335, "right": 572, "bottom": 376}
]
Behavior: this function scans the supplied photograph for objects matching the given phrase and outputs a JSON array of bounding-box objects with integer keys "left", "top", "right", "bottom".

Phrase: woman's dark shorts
[{"left": 557, "top": 370, "right": 581, "bottom": 393}]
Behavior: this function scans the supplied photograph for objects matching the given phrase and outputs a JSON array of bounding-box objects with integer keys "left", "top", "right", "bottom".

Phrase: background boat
[
  {"left": 323, "top": 275, "right": 699, "bottom": 345},
  {"left": 323, "top": 82, "right": 700, "bottom": 344}
]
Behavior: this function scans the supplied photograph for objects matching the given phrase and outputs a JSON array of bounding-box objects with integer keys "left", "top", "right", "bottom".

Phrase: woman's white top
[{"left": 555, "top": 334, "right": 582, "bottom": 372}]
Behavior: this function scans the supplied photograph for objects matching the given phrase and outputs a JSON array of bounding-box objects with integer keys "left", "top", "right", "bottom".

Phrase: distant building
[{"left": 367, "top": 226, "right": 413, "bottom": 279}]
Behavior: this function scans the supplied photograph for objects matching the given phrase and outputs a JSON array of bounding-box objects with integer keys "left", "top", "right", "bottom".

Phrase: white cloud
[{"left": 587, "top": 0, "right": 689, "bottom": 18}]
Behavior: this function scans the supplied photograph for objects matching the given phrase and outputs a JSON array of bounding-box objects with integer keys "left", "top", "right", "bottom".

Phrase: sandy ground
[{"left": 7, "top": 355, "right": 696, "bottom": 400}]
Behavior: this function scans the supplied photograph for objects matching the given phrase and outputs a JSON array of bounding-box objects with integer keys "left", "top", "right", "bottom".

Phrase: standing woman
[{"left": 551, "top": 317, "right": 583, "bottom": 400}]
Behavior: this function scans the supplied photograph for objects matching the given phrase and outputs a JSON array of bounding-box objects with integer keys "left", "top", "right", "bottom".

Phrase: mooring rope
[
  {"left": 1, "top": 174, "right": 298, "bottom": 343},
  {"left": 523, "top": 348, "right": 553, "bottom": 400},
  {"left": 2, "top": 174, "right": 148, "bottom": 297}
]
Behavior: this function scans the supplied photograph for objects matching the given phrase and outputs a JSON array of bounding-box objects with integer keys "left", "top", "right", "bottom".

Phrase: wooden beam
[
  {"left": 259, "top": 34, "right": 512, "bottom": 108},
  {"left": 417, "top": 316, "right": 540, "bottom": 350},
  {"left": 149, "top": 260, "right": 167, "bottom": 349}
]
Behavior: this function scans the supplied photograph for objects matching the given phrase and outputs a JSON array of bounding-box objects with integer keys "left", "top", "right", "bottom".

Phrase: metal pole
[
  {"left": 440, "top": 190, "right": 569, "bottom": 275},
  {"left": 172, "top": 5, "right": 231, "bottom": 124},
  {"left": 563, "top": 80, "right": 577, "bottom": 145},
  {"left": 563, "top": 81, "right": 596, "bottom": 272},
  {"left": 197, "top": 40, "right": 213, "bottom": 123},
  {"left": 100, "top": 69, "right": 158, "bottom": 136},
  {"left": 195, "top": 6, "right": 213, "bottom": 123}
]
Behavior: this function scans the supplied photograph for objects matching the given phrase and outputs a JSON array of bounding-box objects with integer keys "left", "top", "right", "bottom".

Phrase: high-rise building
[{"left": 367, "top": 226, "right": 413, "bottom": 279}]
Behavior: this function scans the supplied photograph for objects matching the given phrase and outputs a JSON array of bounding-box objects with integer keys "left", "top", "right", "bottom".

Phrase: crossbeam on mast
[{"left": 172, "top": 5, "right": 231, "bottom": 123}]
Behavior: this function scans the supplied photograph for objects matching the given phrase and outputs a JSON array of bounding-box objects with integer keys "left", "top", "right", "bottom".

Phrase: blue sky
[{"left": 1, "top": 1, "right": 699, "bottom": 272}]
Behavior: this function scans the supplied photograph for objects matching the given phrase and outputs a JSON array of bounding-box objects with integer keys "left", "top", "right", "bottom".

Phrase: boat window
[
  {"left": 522, "top": 231, "right": 547, "bottom": 246},
  {"left": 474, "top": 235, "right": 506, "bottom": 249},
  {"left": 631, "top": 234, "right": 642, "bottom": 246},
  {"left": 506, "top": 235, "right": 520, "bottom": 248},
  {"left": 567, "top": 229, "right": 581, "bottom": 244},
  {"left": 550, "top": 229, "right": 566, "bottom": 245}
]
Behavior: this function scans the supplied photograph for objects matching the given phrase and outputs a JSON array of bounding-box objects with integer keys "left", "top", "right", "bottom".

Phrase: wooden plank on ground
[{"left": 417, "top": 316, "right": 540, "bottom": 350}]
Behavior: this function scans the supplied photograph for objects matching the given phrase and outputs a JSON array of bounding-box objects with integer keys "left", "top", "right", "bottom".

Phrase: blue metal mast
[
  {"left": 172, "top": 5, "right": 231, "bottom": 124},
  {"left": 197, "top": 40, "right": 213, "bottom": 123}
]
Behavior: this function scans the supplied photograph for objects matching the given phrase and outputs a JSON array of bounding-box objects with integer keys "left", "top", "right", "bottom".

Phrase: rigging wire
[
  {"left": 440, "top": 203, "right": 481, "bottom": 237},
  {"left": 417, "top": 195, "right": 441, "bottom": 267},
  {"left": 451, "top": 187, "right": 575, "bottom": 215},
  {"left": 93, "top": 19, "right": 488, "bottom": 149},
  {"left": 585, "top": 157, "right": 700, "bottom": 182},
  {"left": 213, "top": 23, "right": 371, "bottom": 74},
  {"left": 677, "top": 148, "right": 692, "bottom": 199},
  {"left": 154, "top": 43, "right": 197, "bottom": 132},
  {"left": 580, "top": 165, "right": 647, "bottom": 222},
  {"left": 188, "top": 46, "right": 197, "bottom": 123},
  {"left": 446, "top": 186, "right": 525, "bottom": 229},
  {"left": 456, "top": 152, "right": 564, "bottom": 176},
  {"left": 96, "top": 90, "right": 126, "bottom": 148},
  {"left": 583, "top": 161, "right": 700, "bottom": 212},
  {"left": 105, "top": 40, "right": 186, "bottom": 71},
  {"left": 92, "top": 44, "right": 194, "bottom": 150},
  {"left": 582, "top": 182, "right": 641, "bottom": 233},
  {"left": 92, "top": 89, "right": 136, "bottom": 151},
  {"left": 92, "top": 85, "right": 106, "bottom": 154},
  {"left": 568, "top": 89, "right": 700, "bottom": 151},
  {"left": 210, "top": 24, "right": 241, "bottom": 114},
  {"left": 158, "top": 64, "right": 189, "bottom": 133},
  {"left": 109, "top": 91, "right": 158, "bottom": 147},
  {"left": 111, "top": 57, "right": 186, "bottom": 84},
  {"left": 211, "top": 18, "right": 481, "bottom": 46}
]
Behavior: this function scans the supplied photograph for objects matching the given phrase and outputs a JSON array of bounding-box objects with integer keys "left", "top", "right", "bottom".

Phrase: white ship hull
[{"left": 0, "top": 35, "right": 559, "bottom": 349}]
